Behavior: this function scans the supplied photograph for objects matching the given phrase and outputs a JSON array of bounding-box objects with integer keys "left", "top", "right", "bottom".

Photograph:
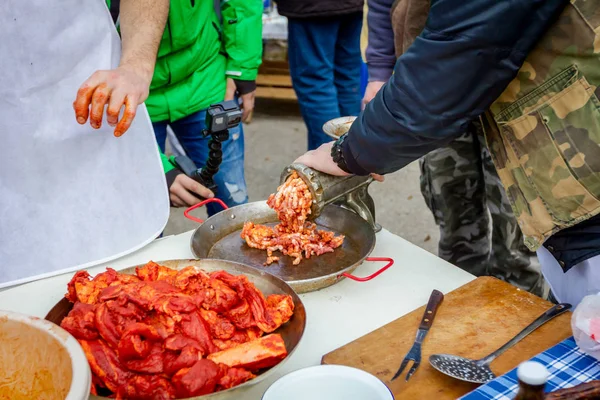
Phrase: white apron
[
  {"left": 0, "top": 0, "right": 169, "bottom": 288},
  {"left": 538, "top": 246, "right": 600, "bottom": 308}
]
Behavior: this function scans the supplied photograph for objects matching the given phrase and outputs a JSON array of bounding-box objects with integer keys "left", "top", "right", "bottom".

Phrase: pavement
[{"left": 163, "top": 98, "right": 440, "bottom": 256}]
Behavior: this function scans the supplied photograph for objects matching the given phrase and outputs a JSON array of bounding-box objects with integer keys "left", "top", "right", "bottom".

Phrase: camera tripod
[{"left": 173, "top": 100, "right": 243, "bottom": 197}]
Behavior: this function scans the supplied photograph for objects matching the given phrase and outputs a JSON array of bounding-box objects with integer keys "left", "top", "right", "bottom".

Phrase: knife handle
[{"left": 419, "top": 289, "right": 444, "bottom": 330}]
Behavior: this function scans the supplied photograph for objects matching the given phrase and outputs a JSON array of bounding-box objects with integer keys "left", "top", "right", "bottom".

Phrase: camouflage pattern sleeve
[
  {"left": 341, "top": 0, "right": 567, "bottom": 176},
  {"left": 484, "top": 2, "right": 600, "bottom": 250}
]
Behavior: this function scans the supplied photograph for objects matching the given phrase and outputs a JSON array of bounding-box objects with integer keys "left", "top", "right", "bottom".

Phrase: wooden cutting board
[{"left": 322, "top": 277, "right": 573, "bottom": 399}]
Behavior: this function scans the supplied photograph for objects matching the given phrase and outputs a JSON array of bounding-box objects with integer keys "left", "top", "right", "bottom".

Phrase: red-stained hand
[{"left": 73, "top": 65, "right": 151, "bottom": 137}]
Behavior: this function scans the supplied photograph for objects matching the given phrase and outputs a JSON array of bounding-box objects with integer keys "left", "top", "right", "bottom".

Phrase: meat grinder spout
[{"left": 281, "top": 163, "right": 382, "bottom": 232}]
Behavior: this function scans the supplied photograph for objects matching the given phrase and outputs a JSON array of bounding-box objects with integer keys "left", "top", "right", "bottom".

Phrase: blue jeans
[
  {"left": 287, "top": 13, "right": 363, "bottom": 150},
  {"left": 153, "top": 110, "right": 248, "bottom": 216}
]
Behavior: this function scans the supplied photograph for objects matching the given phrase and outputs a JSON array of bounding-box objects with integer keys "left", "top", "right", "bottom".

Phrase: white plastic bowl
[
  {"left": 0, "top": 310, "right": 91, "bottom": 400},
  {"left": 262, "top": 365, "right": 394, "bottom": 400}
]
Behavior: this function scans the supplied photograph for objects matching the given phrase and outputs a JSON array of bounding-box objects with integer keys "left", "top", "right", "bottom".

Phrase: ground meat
[{"left": 241, "top": 172, "right": 344, "bottom": 265}]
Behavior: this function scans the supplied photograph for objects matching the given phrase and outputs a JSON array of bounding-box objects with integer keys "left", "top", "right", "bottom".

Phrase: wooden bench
[{"left": 256, "top": 60, "right": 297, "bottom": 101}]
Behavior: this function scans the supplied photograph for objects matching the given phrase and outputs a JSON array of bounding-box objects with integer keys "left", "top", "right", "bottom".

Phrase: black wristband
[
  {"left": 331, "top": 134, "right": 352, "bottom": 174},
  {"left": 233, "top": 79, "right": 256, "bottom": 95},
  {"left": 341, "top": 137, "right": 371, "bottom": 176},
  {"left": 165, "top": 169, "right": 183, "bottom": 191}
]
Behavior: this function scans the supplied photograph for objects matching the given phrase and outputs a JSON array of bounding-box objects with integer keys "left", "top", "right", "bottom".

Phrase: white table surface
[{"left": 0, "top": 228, "right": 474, "bottom": 399}]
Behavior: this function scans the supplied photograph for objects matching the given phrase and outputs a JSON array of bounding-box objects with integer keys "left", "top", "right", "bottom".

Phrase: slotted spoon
[{"left": 429, "top": 303, "right": 571, "bottom": 384}]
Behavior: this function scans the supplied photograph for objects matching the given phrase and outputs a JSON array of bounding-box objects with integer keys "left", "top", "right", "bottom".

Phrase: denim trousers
[
  {"left": 153, "top": 109, "right": 248, "bottom": 216},
  {"left": 287, "top": 12, "right": 363, "bottom": 150}
]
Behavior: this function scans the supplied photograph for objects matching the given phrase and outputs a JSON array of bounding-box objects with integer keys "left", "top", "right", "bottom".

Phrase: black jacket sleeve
[{"left": 342, "top": 0, "right": 569, "bottom": 176}]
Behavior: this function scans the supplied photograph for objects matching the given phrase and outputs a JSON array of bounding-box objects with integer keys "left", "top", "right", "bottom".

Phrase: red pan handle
[
  {"left": 184, "top": 198, "right": 229, "bottom": 224},
  {"left": 341, "top": 257, "right": 394, "bottom": 282}
]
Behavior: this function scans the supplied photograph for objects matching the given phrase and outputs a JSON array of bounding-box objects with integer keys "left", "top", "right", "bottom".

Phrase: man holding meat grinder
[
  {"left": 296, "top": 0, "right": 600, "bottom": 307},
  {"left": 363, "top": 0, "right": 542, "bottom": 296},
  {"left": 71, "top": 0, "right": 215, "bottom": 207}
]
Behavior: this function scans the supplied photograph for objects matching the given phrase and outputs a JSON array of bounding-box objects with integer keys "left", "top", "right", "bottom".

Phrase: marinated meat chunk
[{"left": 61, "top": 262, "right": 294, "bottom": 398}]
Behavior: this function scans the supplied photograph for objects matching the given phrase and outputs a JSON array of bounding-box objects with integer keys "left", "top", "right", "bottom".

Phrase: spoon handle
[{"left": 478, "top": 303, "right": 571, "bottom": 366}]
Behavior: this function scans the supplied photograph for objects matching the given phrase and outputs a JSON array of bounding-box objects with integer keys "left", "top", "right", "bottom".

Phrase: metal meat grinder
[
  {"left": 281, "top": 163, "right": 382, "bottom": 233},
  {"left": 279, "top": 116, "right": 381, "bottom": 232}
]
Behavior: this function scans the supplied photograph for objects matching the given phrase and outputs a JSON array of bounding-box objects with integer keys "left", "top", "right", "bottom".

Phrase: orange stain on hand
[{"left": 114, "top": 96, "right": 136, "bottom": 137}]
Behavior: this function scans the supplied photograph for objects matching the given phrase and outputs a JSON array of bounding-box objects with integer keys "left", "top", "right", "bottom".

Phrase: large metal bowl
[
  {"left": 45, "top": 259, "right": 306, "bottom": 400},
  {"left": 190, "top": 202, "right": 376, "bottom": 293}
]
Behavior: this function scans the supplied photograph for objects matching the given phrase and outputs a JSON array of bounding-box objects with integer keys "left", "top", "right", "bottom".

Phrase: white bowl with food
[
  {"left": 322, "top": 116, "right": 357, "bottom": 139},
  {"left": 262, "top": 365, "right": 394, "bottom": 400},
  {"left": 0, "top": 309, "right": 91, "bottom": 400}
]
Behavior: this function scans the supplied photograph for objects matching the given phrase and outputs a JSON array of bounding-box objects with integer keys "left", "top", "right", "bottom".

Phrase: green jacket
[
  {"left": 106, "top": 0, "right": 262, "bottom": 172},
  {"left": 160, "top": 151, "right": 177, "bottom": 173},
  {"left": 148, "top": 0, "right": 263, "bottom": 123}
]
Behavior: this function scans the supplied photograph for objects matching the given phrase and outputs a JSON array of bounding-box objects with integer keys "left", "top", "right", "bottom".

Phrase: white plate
[{"left": 262, "top": 365, "right": 394, "bottom": 400}]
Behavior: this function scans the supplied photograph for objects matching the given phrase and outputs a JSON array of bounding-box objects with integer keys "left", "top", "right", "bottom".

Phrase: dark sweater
[
  {"left": 276, "top": 0, "right": 363, "bottom": 18},
  {"left": 350, "top": 0, "right": 600, "bottom": 272},
  {"left": 365, "top": 0, "right": 395, "bottom": 82}
]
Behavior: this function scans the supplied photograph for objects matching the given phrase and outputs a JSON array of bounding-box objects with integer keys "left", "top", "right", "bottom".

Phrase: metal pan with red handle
[{"left": 185, "top": 199, "right": 393, "bottom": 293}]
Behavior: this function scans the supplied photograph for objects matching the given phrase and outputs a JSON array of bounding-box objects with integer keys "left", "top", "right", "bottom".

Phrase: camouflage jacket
[
  {"left": 343, "top": 0, "right": 568, "bottom": 173},
  {"left": 482, "top": 1, "right": 600, "bottom": 252},
  {"left": 342, "top": 0, "right": 600, "bottom": 268}
]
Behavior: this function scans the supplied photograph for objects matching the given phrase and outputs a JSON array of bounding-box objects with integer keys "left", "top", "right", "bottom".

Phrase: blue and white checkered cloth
[{"left": 460, "top": 337, "right": 600, "bottom": 399}]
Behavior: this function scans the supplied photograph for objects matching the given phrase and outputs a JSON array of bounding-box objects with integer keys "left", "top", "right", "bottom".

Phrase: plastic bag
[{"left": 572, "top": 293, "right": 600, "bottom": 360}]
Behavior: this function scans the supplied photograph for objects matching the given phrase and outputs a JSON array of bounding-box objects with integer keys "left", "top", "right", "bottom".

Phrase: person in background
[
  {"left": 362, "top": 0, "right": 543, "bottom": 295},
  {"left": 276, "top": 0, "right": 364, "bottom": 150},
  {"left": 295, "top": 0, "right": 600, "bottom": 307},
  {"left": 75, "top": 0, "right": 263, "bottom": 215}
]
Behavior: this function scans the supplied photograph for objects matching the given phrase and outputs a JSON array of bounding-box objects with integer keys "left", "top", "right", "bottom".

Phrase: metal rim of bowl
[
  {"left": 188, "top": 202, "right": 376, "bottom": 293},
  {"left": 45, "top": 258, "right": 307, "bottom": 400},
  {"left": 322, "top": 116, "right": 357, "bottom": 140}
]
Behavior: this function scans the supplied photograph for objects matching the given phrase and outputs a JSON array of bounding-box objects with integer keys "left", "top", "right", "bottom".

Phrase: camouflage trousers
[{"left": 419, "top": 122, "right": 545, "bottom": 296}]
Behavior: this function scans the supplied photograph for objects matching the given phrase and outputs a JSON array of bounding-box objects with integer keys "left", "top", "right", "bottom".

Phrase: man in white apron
[
  {"left": 72, "top": 0, "right": 168, "bottom": 139},
  {"left": 72, "top": 0, "right": 216, "bottom": 207},
  {"left": 0, "top": 0, "right": 173, "bottom": 287},
  {"left": 294, "top": 0, "right": 600, "bottom": 308}
]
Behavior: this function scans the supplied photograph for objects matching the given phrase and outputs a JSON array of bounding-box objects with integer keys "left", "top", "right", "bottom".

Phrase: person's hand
[
  {"left": 224, "top": 78, "right": 255, "bottom": 123},
  {"left": 371, "top": 173, "right": 385, "bottom": 182},
  {"left": 239, "top": 91, "right": 255, "bottom": 123},
  {"left": 73, "top": 64, "right": 152, "bottom": 137},
  {"left": 225, "top": 78, "right": 237, "bottom": 102},
  {"left": 294, "top": 142, "right": 385, "bottom": 182},
  {"left": 295, "top": 142, "right": 351, "bottom": 177},
  {"left": 362, "top": 81, "right": 386, "bottom": 110},
  {"left": 169, "top": 173, "right": 214, "bottom": 208}
]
